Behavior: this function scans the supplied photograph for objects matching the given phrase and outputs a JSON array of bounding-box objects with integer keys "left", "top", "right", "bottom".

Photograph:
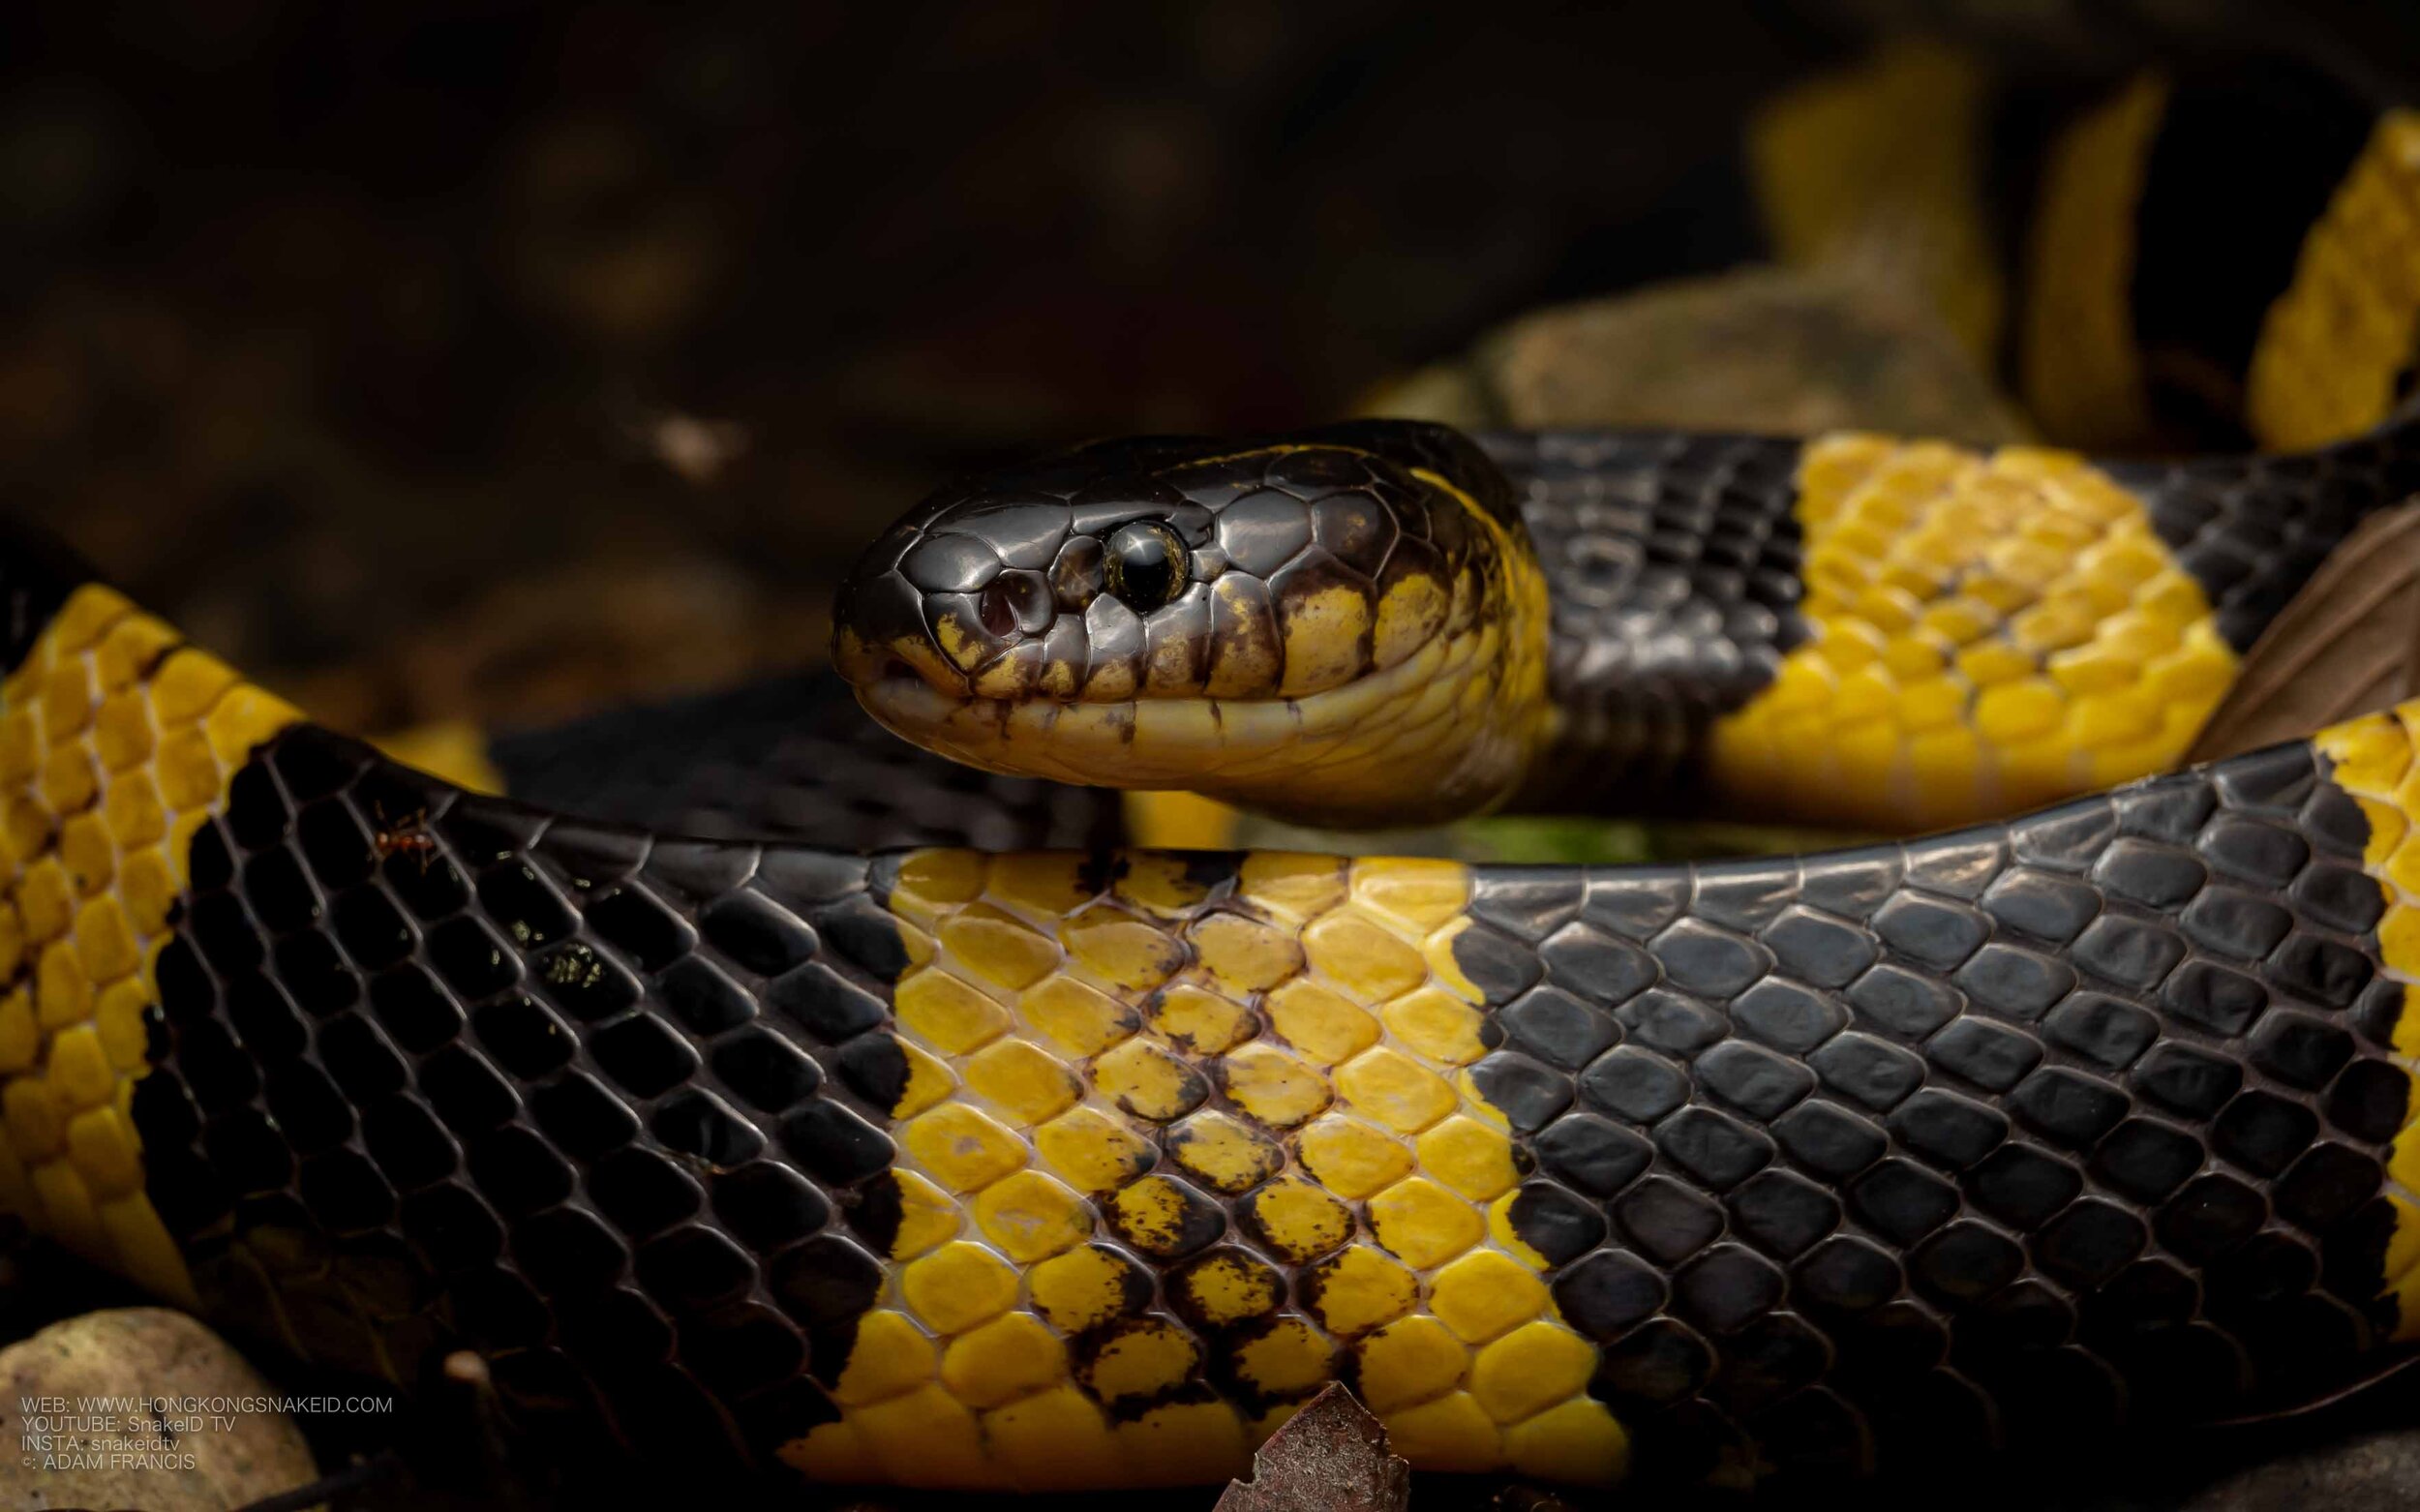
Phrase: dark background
[{"left": 3, "top": 0, "right": 2410, "bottom": 743}]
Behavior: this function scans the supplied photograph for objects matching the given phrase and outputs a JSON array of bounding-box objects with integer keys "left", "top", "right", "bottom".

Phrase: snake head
[{"left": 832, "top": 420, "right": 1555, "bottom": 827}]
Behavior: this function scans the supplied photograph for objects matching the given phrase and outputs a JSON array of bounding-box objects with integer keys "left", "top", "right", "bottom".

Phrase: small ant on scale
[{"left": 369, "top": 798, "right": 439, "bottom": 871}]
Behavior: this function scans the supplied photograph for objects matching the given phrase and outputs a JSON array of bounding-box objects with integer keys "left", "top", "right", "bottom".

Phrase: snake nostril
[
  {"left": 977, "top": 582, "right": 1019, "bottom": 637},
  {"left": 1001, "top": 570, "right": 1056, "bottom": 633},
  {"left": 980, "top": 571, "right": 1055, "bottom": 637}
]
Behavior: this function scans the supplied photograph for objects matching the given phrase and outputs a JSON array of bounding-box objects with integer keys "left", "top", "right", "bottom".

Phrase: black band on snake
[{"left": 9, "top": 57, "right": 2420, "bottom": 1503}]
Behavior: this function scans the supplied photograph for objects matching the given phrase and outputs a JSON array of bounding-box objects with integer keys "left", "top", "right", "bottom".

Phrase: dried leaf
[
  {"left": 2187, "top": 501, "right": 2420, "bottom": 765},
  {"left": 2210, "top": 1350, "right": 2420, "bottom": 1427},
  {"left": 1215, "top": 1384, "right": 1409, "bottom": 1512}
]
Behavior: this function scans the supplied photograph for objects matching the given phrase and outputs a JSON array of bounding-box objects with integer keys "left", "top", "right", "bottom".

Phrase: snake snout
[{"left": 832, "top": 495, "right": 1212, "bottom": 709}]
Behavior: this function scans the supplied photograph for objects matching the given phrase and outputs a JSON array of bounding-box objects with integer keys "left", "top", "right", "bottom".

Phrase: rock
[
  {"left": 1365, "top": 265, "right": 2032, "bottom": 443},
  {"left": 1351, "top": 361, "right": 1496, "bottom": 433},
  {"left": 2180, "top": 1427, "right": 2420, "bottom": 1512},
  {"left": 0, "top": 1308, "right": 319, "bottom": 1512},
  {"left": 1744, "top": 39, "right": 2004, "bottom": 363}
]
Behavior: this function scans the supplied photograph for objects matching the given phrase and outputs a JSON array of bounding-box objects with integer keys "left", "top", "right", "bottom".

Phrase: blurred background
[{"left": 5, "top": 0, "right": 2415, "bottom": 750}]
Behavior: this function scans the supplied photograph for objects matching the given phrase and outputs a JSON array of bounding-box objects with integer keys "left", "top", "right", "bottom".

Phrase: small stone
[
  {"left": 1368, "top": 265, "right": 2030, "bottom": 442},
  {"left": 0, "top": 1308, "right": 319, "bottom": 1511},
  {"left": 2181, "top": 1427, "right": 2420, "bottom": 1512}
]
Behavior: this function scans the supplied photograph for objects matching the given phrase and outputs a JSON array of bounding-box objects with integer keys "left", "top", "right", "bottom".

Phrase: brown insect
[{"left": 370, "top": 800, "right": 439, "bottom": 870}]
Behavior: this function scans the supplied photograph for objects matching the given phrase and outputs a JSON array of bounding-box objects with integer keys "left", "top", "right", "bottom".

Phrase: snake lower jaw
[{"left": 849, "top": 661, "right": 1539, "bottom": 830}]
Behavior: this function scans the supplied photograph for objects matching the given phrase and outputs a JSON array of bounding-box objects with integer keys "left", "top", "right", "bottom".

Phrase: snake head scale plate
[{"left": 832, "top": 421, "right": 1558, "bottom": 827}]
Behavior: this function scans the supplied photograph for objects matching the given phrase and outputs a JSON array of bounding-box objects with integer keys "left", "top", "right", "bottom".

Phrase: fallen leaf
[
  {"left": 2187, "top": 501, "right": 2420, "bottom": 765},
  {"left": 1215, "top": 1384, "right": 1409, "bottom": 1512}
]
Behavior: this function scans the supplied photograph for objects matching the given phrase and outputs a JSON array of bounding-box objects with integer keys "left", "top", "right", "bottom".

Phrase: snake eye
[{"left": 1104, "top": 521, "right": 1189, "bottom": 611}]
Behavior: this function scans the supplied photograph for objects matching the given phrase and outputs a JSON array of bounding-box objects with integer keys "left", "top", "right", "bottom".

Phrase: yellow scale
[
  {"left": 2250, "top": 110, "right": 2420, "bottom": 452},
  {"left": 2016, "top": 74, "right": 2170, "bottom": 450},
  {"left": 0, "top": 584, "right": 300, "bottom": 1308},
  {"left": 791, "top": 849, "right": 1628, "bottom": 1491},
  {"left": 2308, "top": 707, "right": 2420, "bottom": 1337},
  {"left": 1709, "top": 435, "right": 2239, "bottom": 832}
]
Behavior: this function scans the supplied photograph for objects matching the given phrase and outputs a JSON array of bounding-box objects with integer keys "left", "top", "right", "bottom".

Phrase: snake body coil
[{"left": 9, "top": 484, "right": 2420, "bottom": 1491}]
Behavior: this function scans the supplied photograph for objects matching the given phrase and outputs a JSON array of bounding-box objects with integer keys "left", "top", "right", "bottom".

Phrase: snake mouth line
[
  {"left": 853, "top": 615, "right": 1520, "bottom": 808},
  {"left": 857, "top": 666, "right": 1298, "bottom": 790}
]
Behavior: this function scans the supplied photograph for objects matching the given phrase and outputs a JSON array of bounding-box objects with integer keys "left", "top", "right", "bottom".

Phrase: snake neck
[
  {"left": 1208, "top": 470, "right": 1559, "bottom": 829},
  {"left": 1401, "top": 477, "right": 1559, "bottom": 822}
]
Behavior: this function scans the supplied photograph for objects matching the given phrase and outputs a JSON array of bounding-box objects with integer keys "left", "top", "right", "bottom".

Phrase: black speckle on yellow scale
[{"left": 817, "top": 848, "right": 1624, "bottom": 1489}]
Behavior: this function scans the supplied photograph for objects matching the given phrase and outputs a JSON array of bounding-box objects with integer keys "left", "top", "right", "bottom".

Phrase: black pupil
[{"left": 1105, "top": 522, "right": 1185, "bottom": 609}]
